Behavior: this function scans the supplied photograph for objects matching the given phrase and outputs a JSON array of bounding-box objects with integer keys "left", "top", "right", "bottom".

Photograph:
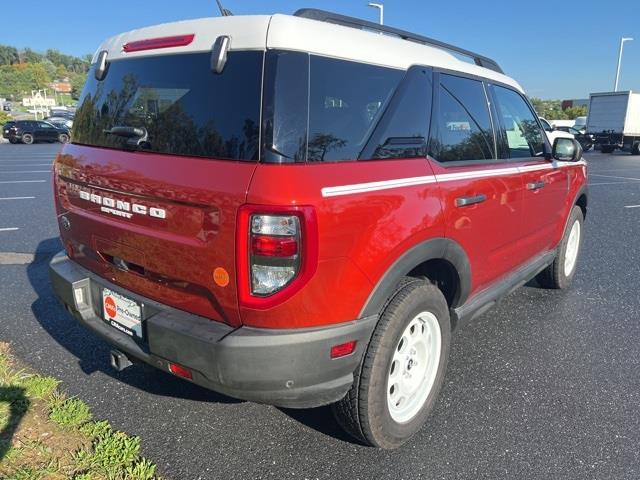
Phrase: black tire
[
  {"left": 21, "top": 133, "right": 34, "bottom": 145},
  {"left": 332, "top": 278, "right": 451, "bottom": 449},
  {"left": 601, "top": 145, "right": 615, "bottom": 154},
  {"left": 8, "top": 138, "right": 17, "bottom": 144},
  {"left": 536, "top": 205, "right": 584, "bottom": 289},
  {"left": 631, "top": 142, "right": 640, "bottom": 155},
  {"left": 58, "top": 133, "right": 69, "bottom": 144}
]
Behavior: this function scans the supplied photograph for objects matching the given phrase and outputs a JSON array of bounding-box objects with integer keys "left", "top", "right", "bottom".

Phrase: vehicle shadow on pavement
[
  {"left": 278, "top": 406, "right": 362, "bottom": 444},
  {"left": 26, "top": 237, "right": 241, "bottom": 405},
  {"left": 27, "top": 237, "right": 365, "bottom": 443},
  {"left": 0, "top": 386, "right": 29, "bottom": 460}
]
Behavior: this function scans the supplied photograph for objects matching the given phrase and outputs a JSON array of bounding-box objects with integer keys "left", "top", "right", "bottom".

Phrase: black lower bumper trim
[{"left": 49, "top": 252, "right": 377, "bottom": 408}]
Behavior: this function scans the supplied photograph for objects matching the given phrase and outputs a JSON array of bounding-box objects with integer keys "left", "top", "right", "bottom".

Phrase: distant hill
[{"left": 0, "top": 45, "right": 92, "bottom": 101}]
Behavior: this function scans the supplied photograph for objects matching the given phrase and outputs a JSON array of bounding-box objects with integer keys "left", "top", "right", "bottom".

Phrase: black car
[
  {"left": 555, "top": 126, "right": 595, "bottom": 151},
  {"left": 3, "top": 120, "right": 70, "bottom": 144}
]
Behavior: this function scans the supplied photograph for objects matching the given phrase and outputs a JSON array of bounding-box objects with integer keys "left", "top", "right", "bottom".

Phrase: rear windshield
[{"left": 73, "top": 51, "right": 263, "bottom": 161}]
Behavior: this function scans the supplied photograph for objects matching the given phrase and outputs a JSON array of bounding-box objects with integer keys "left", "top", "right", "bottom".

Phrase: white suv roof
[{"left": 95, "top": 13, "right": 523, "bottom": 92}]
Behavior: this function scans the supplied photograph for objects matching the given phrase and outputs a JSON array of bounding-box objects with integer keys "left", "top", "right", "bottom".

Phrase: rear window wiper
[
  {"left": 104, "top": 126, "right": 151, "bottom": 150},
  {"left": 103, "top": 126, "right": 146, "bottom": 138}
]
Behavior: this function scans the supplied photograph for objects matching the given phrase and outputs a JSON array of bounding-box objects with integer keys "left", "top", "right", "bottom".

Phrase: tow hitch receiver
[{"left": 110, "top": 349, "right": 133, "bottom": 371}]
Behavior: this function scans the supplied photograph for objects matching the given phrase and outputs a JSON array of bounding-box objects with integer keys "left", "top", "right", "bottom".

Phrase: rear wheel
[
  {"left": 332, "top": 279, "right": 451, "bottom": 449},
  {"left": 21, "top": 133, "right": 34, "bottom": 145},
  {"left": 536, "top": 205, "right": 584, "bottom": 289},
  {"left": 631, "top": 142, "right": 640, "bottom": 155},
  {"left": 601, "top": 145, "right": 615, "bottom": 154},
  {"left": 58, "top": 133, "right": 69, "bottom": 144}
]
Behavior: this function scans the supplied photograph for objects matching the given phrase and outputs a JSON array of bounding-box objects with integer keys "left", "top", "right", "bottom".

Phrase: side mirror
[{"left": 552, "top": 137, "right": 582, "bottom": 162}]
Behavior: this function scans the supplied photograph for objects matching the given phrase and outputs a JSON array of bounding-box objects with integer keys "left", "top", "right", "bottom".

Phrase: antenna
[{"left": 215, "top": 0, "right": 233, "bottom": 16}]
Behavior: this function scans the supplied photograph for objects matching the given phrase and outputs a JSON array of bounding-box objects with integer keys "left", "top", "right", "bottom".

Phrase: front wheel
[
  {"left": 332, "top": 279, "right": 451, "bottom": 449},
  {"left": 58, "top": 133, "right": 69, "bottom": 144},
  {"left": 536, "top": 205, "right": 584, "bottom": 289},
  {"left": 21, "top": 133, "right": 34, "bottom": 145}
]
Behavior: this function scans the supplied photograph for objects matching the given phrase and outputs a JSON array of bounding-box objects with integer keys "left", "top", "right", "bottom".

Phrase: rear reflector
[
  {"left": 330, "top": 341, "right": 357, "bottom": 359},
  {"left": 168, "top": 363, "right": 192, "bottom": 380},
  {"left": 123, "top": 34, "right": 195, "bottom": 53}
]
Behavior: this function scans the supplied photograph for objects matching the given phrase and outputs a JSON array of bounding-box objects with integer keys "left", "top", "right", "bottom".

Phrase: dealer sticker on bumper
[{"left": 102, "top": 288, "right": 143, "bottom": 338}]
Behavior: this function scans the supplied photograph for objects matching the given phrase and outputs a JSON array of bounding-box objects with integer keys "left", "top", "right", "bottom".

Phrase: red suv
[{"left": 49, "top": 9, "right": 587, "bottom": 448}]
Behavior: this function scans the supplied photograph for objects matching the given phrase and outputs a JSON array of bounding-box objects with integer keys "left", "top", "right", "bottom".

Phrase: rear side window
[
  {"left": 359, "top": 66, "right": 433, "bottom": 160},
  {"left": 307, "top": 56, "right": 403, "bottom": 162},
  {"left": 73, "top": 51, "right": 263, "bottom": 161},
  {"left": 430, "top": 74, "right": 495, "bottom": 163},
  {"left": 262, "top": 51, "right": 309, "bottom": 163},
  {"left": 491, "top": 85, "right": 545, "bottom": 158}
]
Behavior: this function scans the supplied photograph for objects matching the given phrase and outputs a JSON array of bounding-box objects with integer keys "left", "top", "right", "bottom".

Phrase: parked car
[
  {"left": 49, "top": 8, "right": 587, "bottom": 449},
  {"left": 45, "top": 116, "right": 74, "bottom": 129},
  {"left": 573, "top": 116, "right": 587, "bottom": 131},
  {"left": 3, "top": 120, "right": 70, "bottom": 144},
  {"left": 539, "top": 117, "right": 575, "bottom": 144},
  {"left": 554, "top": 126, "right": 595, "bottom": 151},
  {"left": 49, "top": 108, "right": 74, "bottom": 118}
]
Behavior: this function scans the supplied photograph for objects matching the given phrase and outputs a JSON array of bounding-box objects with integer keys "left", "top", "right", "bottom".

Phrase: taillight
[
  {"left": 250, "top": 214, "right": 300, "bottom": 295},
  {"left": 237, "top": 205, "right": 318, "bottom": 309}
]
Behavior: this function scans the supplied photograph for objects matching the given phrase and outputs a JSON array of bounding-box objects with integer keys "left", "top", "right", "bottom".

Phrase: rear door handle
[
  {"left": 527, "top": 181, "right": 546, "bottom": 190},
  {"left": 455, "top": 194, "right": 487, "bottom": 207}
]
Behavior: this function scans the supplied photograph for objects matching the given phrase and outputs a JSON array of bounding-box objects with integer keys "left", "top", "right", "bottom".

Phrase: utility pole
[
  {"left": 367, "top": 3, "right": 384, "bottom": 25},
  {"left": 614, "top": 37, "right": 633, "bottom": 92}
]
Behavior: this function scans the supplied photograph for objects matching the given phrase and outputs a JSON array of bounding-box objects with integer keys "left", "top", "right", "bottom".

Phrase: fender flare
[
  {"left": 359, "top": 237, "right": 471, "bottom": 318},
  {"left": 573, "top": 184, "right": 588, "bottom": 218}
]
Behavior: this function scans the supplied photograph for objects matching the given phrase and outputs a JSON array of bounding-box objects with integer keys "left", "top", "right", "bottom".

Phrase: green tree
[
  {"left": 0, "top": 45, "right": 19, "bottom": 65},
  {"left": 56, "top": 64, "right": 68, "bottom": 79},
  {"left": 21, "top": 48, "right": 44, "bottom": 63},
  {"left": 564, "top": 106, "right": 588, "bottom": 120},
  {"left": 70, "top": 72, "right": 88, "bottom": 99}
]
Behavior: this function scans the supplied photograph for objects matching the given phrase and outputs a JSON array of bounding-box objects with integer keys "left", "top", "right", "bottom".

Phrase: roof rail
[{"left": 293, "top": 8, "right": 504, "bottom": 74}]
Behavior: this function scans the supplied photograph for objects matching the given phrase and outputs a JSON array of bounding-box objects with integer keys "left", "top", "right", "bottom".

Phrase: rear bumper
[{"left": 49, "top": 252, "right": 376, "bottom": 408}]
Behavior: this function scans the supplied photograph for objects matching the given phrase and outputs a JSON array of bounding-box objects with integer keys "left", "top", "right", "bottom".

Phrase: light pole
[
  {"left": 614, "top": 37, "right": 633, "bottom": 92},
  {"left": 367, "top": 3, "right": 384, "bottom": 25}
]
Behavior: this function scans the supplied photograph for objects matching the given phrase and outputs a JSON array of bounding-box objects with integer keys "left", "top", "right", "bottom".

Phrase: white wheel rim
[
  {"left": 387, "top": 311, "right": 442, "bottom": 424},
  {"left": 564, "top": 220, "right": 581, "bottom": 276}
]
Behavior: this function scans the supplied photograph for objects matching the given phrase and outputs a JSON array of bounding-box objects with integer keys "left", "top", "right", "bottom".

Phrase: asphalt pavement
[{"left": 0, "top": 143, "right": 639, "bottom": 479}]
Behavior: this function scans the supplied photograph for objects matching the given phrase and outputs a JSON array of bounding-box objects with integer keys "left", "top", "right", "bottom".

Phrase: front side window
[
  {"left": 73, "top": 51, "right": 263, "bottom": 161},
  {"left": 430, "top": 74, "right": 495, "bottom": 163},
  {"left": 491, "top": 85, "right": 545, "bottom": 158}
]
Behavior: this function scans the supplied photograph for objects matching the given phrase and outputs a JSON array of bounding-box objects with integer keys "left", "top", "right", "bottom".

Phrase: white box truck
[{"left": 587, "top": 91, "right": 640, "bottom": 154}]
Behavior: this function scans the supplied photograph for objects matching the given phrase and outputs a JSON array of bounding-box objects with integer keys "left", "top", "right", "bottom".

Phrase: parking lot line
[
  {"left": 588, "top": 181, "right": 640, "bottom": 186},
  {"left": 624, "top": 205, "right": 640, "bottom": 209},
  {"left": 0, "top": 180, "right": 46, "bottom": 184},
  {"left": 0, "top": 170, "right": 51, "bottom": 173},
  {"left": 0, "top": 197, "right": 36, "bottom": 201},
  {"left": 0, "top": 227, "right": 19, "bottom": 232},
  {"left": 590, "top": 173, "right": 640, "bottom": 181},
  {"left": 0, "top": 164, "right": 52, "bottom": 166}
]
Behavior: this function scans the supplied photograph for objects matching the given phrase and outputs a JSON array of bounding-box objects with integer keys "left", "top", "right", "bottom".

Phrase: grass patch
[
  {"left": 0, "top": 342, "right": 160, "bottom": 479},
  {"left": 49, "top": 392, "right": 92, "bottom": 429}
]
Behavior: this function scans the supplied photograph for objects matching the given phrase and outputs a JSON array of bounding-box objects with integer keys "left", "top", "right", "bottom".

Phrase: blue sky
[{"left": 1, "top": 0, "right": 638, "bottom": 100}]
